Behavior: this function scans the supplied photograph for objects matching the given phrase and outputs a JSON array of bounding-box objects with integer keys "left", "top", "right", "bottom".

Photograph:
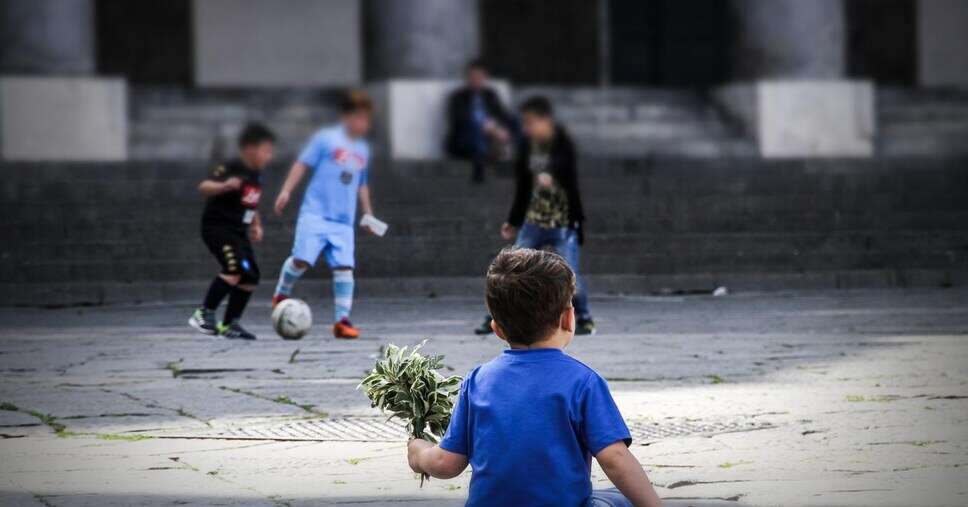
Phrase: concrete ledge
[
  {"left": 716, "top": 80, "right": 875, "bottom": 158},
  {"left": 3, "top": 270, "right": 964, "bottom": 308},
  {"left": 0, "top": 77, "right": 127, "bottom": 161},
  {"left": 369, "top": 79, "right": 511, "bottom": 160}
]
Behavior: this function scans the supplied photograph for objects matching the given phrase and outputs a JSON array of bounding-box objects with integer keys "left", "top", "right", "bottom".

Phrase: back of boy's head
[
  {"left": 341, "top": 89, "right": 374, "bottom": 115},
  {"left": 237, "top": 123, "right": 275, "bottom": 148},
  {"left": 519, "top": 95, "right": 554, "bottom": 118},
  {"left": 485, "top": 248, "right": 576, "bottom": 345}
]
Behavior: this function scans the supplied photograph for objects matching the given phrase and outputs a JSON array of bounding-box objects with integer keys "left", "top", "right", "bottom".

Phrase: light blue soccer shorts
[{"left": 291, "top": 215, "right": 355, "bottom": 269}]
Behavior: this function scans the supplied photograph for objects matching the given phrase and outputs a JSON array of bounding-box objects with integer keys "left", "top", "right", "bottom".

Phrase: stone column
[
  {"left": 716, "top": 0, "right": 873, "bottom": 158},
  {"left": 0, "top": 0, "right": 95, "bottom": 74},
  {"left": 729, "top": 0, "right": 846, "bottom": 80},
  {"left": 366, "top": 0, "right": 480, "bottom": 79}
]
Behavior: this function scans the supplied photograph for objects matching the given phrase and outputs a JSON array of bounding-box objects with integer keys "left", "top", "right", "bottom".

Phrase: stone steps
[
  {"left": 877, "top": 87, "right": 968, "bottom": 156},
  {"left": 4, "top": 157, "right": 967, "bottom": 301},
  {"left": 516, "top": 86, "right": 752, "bottom": 157}
]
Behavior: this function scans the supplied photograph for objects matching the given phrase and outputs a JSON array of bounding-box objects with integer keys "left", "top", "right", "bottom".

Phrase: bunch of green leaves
[{"left": 359, "top": 341, "right": 462, "bottom": 443}]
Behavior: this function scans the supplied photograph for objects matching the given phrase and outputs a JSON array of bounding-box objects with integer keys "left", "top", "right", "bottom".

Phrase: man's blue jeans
[{"left": 515, "top": 223, "right": 592, "bottom": 320}]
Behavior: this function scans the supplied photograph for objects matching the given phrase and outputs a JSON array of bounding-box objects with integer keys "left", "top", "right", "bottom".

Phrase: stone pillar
[
  {"left": 366, "top": 0, "right": 480, "bottom": 79},
  {"left": 0, "top": 0, "right": 95, "bottom": 74},
  {"left": 729, "top": 0, "right": 846, "bottom": 80},
  {"left": 716, "top": 0, "right": 873, "bottom": 158}
]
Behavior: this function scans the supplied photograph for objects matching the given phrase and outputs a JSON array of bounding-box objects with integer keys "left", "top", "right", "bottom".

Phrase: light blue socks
[
  {"left": 275, "top": 256, "right": 306, "bottom": 296},
  {"left": 333, "top": 269, "right": 354, "bottom": 322}
]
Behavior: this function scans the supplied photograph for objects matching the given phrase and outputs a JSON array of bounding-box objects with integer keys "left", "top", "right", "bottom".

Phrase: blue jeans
[
  {"left": 588, "top": 488, "right": 633, "bottom": 506},
  {"left": 515, "top": 223, "right": 591, "bottom": 320}
]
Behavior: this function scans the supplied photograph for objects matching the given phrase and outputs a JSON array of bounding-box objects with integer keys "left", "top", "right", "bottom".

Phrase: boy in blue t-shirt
[
  {"left": 407, "top": 248, "right": 662, "bottom": 507},
  {"left": 271, "top": 91, "right": 377, "bottom": 339}
]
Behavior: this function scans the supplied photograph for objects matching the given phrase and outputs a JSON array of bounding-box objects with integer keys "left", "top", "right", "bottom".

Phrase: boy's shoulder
[{"left": 474, "top": 350, "right": 602, "bottom": 383}]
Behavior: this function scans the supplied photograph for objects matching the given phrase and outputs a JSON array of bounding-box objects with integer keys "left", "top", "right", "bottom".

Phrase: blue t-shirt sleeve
[
  {"left": 438, "top": 379, "right": 470, "bottom": 456},
  {"left": 579, "top": 374, "right": 632, "bottom": 455},
  {"left": 298, "top": 133, "right": 329, "bottom": 169}
]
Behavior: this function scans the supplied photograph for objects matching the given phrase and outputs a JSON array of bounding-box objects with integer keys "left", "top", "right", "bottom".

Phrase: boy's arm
[
  {"left": 198, "top": 176, "right": 241, "bottom": 197},
  {"left": 249, "top": 212, "right": 263, "bottom": 242},
  {"left": 273, "top": 162, "right": 308, "bottom": 215},
  {"left": 358, "top": 184, "right": 373, "bottom": 216},
  {"left": 407, "top": 439, "right": 469, "bottom": 479},
  {"left": 595, "top": 442, "right": 662, "bottom": 507}
]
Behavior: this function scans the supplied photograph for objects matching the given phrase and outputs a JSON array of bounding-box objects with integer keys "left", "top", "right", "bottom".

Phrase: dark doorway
[
  {"left": 610, "top": 0, "right": 729, "bottom": 86},
  {"left": 481, "top": 0, "right": 600, "bottom": 85},
  {"left": 95, "top": 0, "right": 193, "bottom": 84},
  {"left": 846, "top": 0, "right": 917, "bottom": 85}
]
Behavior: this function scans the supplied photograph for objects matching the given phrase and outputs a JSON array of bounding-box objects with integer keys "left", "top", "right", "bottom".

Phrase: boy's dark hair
[
  {"left": 519, "top": 95, "right": 554, "bottom": 118},
  {"left": 466, "top": 58, "right": 488, "bottom": 73},
  {"left": 341, "top": 89, "right": 374, "bottom": 114},
  {"left": 237, "top": 123, "right": 276, "bottom": 148},
  {"left": 485, "top": 248, "right": 576, "bottom": 345}
]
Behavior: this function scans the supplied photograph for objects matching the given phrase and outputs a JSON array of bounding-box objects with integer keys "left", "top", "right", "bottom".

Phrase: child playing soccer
[
  {"left": 271, "top": 90, "right": 377, "bottom": 339},
  {"left": 408, "top": 248, "right": 663, "bottom": 507},
  {"left": 188, "top": 123, "right": 276, "bottom": 340}
]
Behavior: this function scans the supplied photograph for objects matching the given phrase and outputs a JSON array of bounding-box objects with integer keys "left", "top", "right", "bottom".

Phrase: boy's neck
[
  {"left": 239, "top": 154, "right": 260, "bottom": 171},
  {"left": 507, "top": 332, "right": 569, "bottom": 351}
]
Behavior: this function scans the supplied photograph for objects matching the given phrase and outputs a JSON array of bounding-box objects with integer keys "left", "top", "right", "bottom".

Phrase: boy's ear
[
  {"left": 490, "top": 319, "right": 509, "bottom": 342},
  {"left": 560, "top": 306, "right": 575, "bottom": 333}
]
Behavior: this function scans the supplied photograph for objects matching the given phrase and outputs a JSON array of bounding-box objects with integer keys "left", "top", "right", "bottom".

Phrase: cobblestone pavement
[{"left": 1, "top": 289, "right": 966, "bottom": 506}]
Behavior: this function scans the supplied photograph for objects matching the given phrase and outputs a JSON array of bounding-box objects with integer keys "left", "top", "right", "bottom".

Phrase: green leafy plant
[{"left": 359, "top": 341, "right": 462, "bottom": 485}]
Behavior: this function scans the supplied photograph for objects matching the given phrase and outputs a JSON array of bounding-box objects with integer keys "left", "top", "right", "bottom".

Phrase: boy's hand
[
  {"left": 223, "top": 177, "right": 243, "bottom": 192},
  {"left": 500, "top": 223, "right": 517, "bottom": 241},
  {"left": 407, "top": 439, "right": 433, "bottom": 474},
  {"left": 249, "top": 223, "right": 263, "bottom": 242},
  {"left": 274, "top": 191, "right": 290, "bottom": 216}
]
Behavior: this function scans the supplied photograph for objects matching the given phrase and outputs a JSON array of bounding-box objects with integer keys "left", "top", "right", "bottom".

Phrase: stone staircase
[
  {"left": 128, "top": 86, "right": 341, "bottom": 160},
  {"left": 877, "top": 87, "right": 968, "bottom": 156},
  {"left": 515, "top": 87, "right": 755, "bottom": 157},
  {"left": 3, "top": 157, "right": 967, "bottom": 306}
]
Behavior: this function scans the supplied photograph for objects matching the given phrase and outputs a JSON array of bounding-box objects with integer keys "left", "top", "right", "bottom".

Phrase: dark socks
[
  {"left": 222, "top": 287, "right": 253, "bottom": 324},
  {"left": 203, "top": 276, "right": 233, "bottom": 310}
]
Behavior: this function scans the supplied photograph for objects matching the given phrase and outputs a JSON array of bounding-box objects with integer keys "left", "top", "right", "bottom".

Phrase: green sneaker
[
  {"left": 218, "top": 321, "right": 257, "bottom": 340},
  {"left": 188, "top": 308, "right": 217, "bottom": 335}
]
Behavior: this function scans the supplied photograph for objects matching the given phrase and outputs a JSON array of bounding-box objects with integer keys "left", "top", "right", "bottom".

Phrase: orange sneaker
[
  {"left": 333, "top": 318, "right": 360, "bottom": 339},
  {"left": 271, "top": 293, "right": 289, "bottom": 308}
]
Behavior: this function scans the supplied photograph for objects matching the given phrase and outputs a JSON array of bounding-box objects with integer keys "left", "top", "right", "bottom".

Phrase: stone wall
[{"left": 193, "top": 0, "right": 361, "bottom": 87}]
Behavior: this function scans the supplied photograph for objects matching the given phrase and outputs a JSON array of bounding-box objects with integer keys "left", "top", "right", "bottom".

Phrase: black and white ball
[{"left": 272, "top": 299, "right": 312, "bottom": 340}]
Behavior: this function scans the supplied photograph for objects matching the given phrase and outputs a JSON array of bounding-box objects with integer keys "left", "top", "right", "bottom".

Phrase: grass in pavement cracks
[{"left": 218, "top": 386, "right": 327, "bottom": 417}]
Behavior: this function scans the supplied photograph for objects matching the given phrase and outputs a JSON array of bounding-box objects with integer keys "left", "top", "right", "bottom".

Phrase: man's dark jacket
[
  {"left": 444, "top": 86, "right": 515, "bottom": 158},
  {"left": 507, "top": 125, "right": 586, "bottom": 242}
]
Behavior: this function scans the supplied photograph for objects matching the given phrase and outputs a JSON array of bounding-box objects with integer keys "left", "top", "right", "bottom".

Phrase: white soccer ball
[{"left": 272, "top": 299, "right": 312, "bottom": 340}]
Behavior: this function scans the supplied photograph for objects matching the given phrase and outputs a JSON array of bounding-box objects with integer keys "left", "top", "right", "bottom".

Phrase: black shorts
[{"left": 202, "top": 226, "right": 260, "bottom": 284}]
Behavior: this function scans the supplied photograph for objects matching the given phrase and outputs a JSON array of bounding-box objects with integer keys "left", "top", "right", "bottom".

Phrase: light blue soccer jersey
[{"left": 297, "top": 125, "right": 370, "bottom": 225}]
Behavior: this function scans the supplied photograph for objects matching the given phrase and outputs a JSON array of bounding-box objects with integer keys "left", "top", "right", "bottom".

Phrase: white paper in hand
[{"left": 360, "top": 214, "right": 388, "bottom": 237}]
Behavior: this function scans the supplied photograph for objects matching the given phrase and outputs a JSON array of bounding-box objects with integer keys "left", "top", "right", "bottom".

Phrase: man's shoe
[
  {"left": 473, "top": 317, "right": 493, "bottom": 335},
  {"left": 218, "top": 321, "right": 257, "bottom": 340},
  {"left": 271, "top": 293, "right": 289, "bottom": 309},
  {"left": 188, "top": 308, "right": 217, "bottom": 335},
  {"left": 333, "top": 318, "right": 360, "bottom": 339},
  {"left": 576, "top": 318, "right": 596, "bottom": 336}
]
